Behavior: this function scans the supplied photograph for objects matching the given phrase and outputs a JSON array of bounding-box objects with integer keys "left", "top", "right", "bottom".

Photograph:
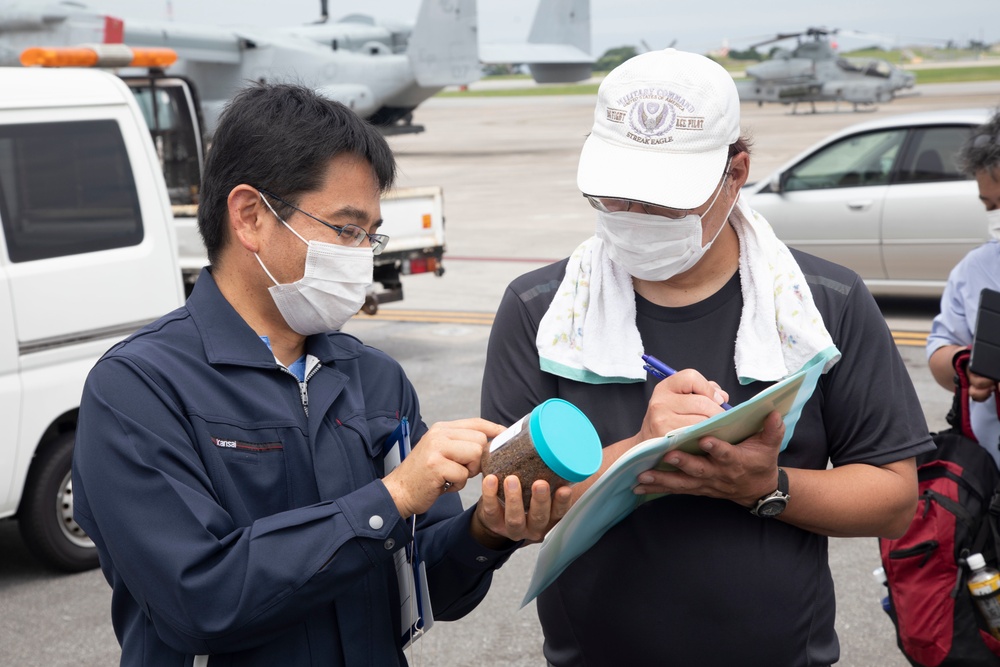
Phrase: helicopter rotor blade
[{"left": 748, "top": 31, "right": 806, "bottom": 50}]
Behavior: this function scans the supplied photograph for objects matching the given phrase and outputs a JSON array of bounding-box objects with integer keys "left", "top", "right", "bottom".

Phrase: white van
[{"left": 0, "top": 67, "right": 185, "bottom": 570}]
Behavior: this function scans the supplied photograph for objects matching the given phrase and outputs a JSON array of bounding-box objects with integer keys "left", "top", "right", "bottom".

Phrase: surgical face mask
[
  {"left": 988, "top": 209, "right": 1000, "bottom": 241},
  {"left": 255, "top": 214, "right": 374, "bottom": 335},
  {"left": 596, "top": 179, "right": 736, "bottom": 281}
]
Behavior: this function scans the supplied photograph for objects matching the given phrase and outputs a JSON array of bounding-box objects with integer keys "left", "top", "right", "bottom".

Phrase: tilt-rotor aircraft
[
  {"left": 0, "top": 0, "right": 594, "bottom": 136},
  {"left": 735, "top": 27, "right": 916, "bottom": 113}
]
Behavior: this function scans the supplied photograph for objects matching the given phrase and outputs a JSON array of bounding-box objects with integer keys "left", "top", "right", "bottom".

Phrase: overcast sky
[{"left": 83, "top": 0, "right": 996, "bottom": 57}]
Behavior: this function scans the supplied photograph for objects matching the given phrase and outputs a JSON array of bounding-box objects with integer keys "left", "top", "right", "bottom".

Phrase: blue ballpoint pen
[
  {"left": 641, "top": 353, "right": 733, "bottom": 410},
  {"left": 642, "top": 363, "right": 668, "bottom": 380}
]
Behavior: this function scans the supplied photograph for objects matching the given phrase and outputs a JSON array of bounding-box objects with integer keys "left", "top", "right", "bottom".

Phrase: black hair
[
  {"left": 730, "top": 135, "right": 753, "bottom": 157},
  {"left": 958, "top": 109, "right": 1000, "bottom": 179},
  {"left": 198, "top": 82, "right": 396, "bottom": 265}
]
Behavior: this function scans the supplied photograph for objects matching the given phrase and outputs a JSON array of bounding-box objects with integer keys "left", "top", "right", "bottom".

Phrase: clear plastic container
[
  {"left": 967, "top": 552, "right": 1000, "bottom": 640},
  {"left": 481, "top": 398, "right": 602, "bottom": 508}
]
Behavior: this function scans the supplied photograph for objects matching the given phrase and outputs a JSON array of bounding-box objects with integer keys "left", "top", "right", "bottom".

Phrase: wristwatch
[{"left": 750, "top": 468, "right": 789, "bottom": 518}]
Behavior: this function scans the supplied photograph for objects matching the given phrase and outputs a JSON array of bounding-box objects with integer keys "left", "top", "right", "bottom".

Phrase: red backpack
[{"left": 880, "top": 349, "right": 1000, "bottom": 666}]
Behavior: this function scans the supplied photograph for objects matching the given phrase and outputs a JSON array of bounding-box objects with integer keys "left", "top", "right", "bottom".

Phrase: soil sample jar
[{"left": 481, "top": 398, "right": 602, "bottom": 508}]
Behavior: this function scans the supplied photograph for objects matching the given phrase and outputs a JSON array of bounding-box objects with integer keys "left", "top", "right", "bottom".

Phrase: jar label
[{"left": 489, "top": 415, "right": 527, "bottom": 453}]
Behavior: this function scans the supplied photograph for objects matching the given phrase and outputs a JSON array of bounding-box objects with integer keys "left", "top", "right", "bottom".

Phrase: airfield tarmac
[{"left": 3, "top": 80, "right": 1000, "bottom": 666}]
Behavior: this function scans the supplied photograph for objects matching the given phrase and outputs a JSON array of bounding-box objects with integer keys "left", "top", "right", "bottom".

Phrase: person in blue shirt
[
  {"left": 72, "top": 82, "right": 570, "bottom": 667},
  {"left": 927, "top": 110, "right": 1000, "bottom": 464}
]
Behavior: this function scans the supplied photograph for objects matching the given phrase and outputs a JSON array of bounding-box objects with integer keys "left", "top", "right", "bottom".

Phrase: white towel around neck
[{"left": 536, "top": 195, "right": 841, "bottom": 385}]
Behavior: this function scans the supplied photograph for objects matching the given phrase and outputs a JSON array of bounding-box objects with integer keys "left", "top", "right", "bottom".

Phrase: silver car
[{"left": 745, "top": 108, "right": 991, "bottom": 297}]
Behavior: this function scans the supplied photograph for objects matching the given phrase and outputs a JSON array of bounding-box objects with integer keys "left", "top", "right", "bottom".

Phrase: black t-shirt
[{"left": 481, "top": 249, "right": 934, "bottom": 667}]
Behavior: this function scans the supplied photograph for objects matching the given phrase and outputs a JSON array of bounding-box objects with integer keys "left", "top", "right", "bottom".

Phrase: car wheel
[{"left": 18, "top": 432, "right": 99, "bottom": 572}]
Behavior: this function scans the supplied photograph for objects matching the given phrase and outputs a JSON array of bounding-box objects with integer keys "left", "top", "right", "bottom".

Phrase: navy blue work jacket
[{"left": 73, "top": 269, "right": 514, "bottom": 666}]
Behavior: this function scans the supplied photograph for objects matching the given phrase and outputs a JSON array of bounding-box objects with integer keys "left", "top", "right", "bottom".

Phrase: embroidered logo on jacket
[{"left": 210, "top": 437, "right": 283, "bottom": 451}]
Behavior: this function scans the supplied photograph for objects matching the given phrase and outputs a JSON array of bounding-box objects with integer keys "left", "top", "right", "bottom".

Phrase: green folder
[{"left": 521, "top": 346, "right": 840, "bottom": 606}]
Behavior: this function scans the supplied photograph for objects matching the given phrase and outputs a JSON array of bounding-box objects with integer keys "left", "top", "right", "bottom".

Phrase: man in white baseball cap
[
  {"left": 577, "top": 47, "right": 741, "bottom": 210},
  {"left": 481, "top": 48, "right": 930, "bottom": 666}
]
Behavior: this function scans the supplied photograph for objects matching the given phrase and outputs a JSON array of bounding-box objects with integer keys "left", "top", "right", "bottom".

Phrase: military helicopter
[
  {"left": 734, "top": 27, "right": 916, "bottom": 113},
  {"left": 0, "top": 0, "right": 594, "bottom": 136}
]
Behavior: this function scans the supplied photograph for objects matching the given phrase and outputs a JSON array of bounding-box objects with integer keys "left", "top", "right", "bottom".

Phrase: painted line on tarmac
[
  {"left": 893, "top": 331, "right": 928, "bottom": 347},
  {"left": 360, "top": 309, "right": 496, "bottom": 326},
  {"left": 360, "top": 311, "right": 932, "bottom": 351},
  {"left": 444, "top": 255, "right": 559, "bottom": 264},
  {"left": 362, "top": 312, "right": 932, "bottom": 346}
]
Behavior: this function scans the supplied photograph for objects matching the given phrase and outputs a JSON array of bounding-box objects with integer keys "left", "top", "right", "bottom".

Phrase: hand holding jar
[{"left": 480, "top": 399, "right": 602, "bottom": 509}]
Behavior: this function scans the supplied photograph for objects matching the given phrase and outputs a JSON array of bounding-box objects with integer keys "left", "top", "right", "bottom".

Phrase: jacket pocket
[{"left": 200, "top": 422, "right": 295, "bottom": 520}]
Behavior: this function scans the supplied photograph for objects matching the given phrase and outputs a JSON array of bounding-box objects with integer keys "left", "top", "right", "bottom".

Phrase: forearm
[
  {"left": 779, "top": 459, "right": 917, "bottom": 538},
  {"left": 929, "top": 345, "right": 965, "bottom": 391}
]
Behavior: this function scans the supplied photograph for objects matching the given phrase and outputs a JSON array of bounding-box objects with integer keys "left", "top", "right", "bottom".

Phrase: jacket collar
[{"left": 186, "top": 268, "right": 362, "bottom": 368}]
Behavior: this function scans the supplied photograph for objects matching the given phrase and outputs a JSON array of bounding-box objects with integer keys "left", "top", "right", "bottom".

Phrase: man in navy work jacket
[{"left": 72, "top": 82, "right": 571, "bottom": 667}]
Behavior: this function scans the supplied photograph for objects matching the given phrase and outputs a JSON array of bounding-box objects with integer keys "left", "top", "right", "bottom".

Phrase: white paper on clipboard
[{"left": 384, "top": 417, "right": 434, "bottom": 648}]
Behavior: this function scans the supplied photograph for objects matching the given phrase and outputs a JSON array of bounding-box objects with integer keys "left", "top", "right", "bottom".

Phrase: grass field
[
  {"left": 913, "top": 66, "right": 1000, "bottom": 83},
  {"left": 437, "top": 60, "right": 999, "bottom": 98},
  {"left": 438, "top": 83, "right": 600, "bottom": 98}
]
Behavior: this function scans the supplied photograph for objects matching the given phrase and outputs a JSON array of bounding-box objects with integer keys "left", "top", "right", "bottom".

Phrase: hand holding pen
[{"left": 642, "top": 354, "right": 733, "bottom": 411}]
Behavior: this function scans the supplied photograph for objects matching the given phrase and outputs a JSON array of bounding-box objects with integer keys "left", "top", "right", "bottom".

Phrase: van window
[
  {"left": 0, "top": 120, "right": 144, "bottom": 263},
  {"left": 129, "top": 79, "right": 202, "bottom": 207}
]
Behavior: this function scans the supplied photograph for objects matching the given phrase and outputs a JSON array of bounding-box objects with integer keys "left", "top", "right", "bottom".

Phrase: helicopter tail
[{"left": 407, "top": 0, "right": 479, "bottom": 88}]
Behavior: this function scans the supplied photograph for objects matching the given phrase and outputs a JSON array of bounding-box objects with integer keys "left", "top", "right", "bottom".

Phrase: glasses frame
[
  {"left": 583, "top": 195, "right": 699, "bottom": 219},
  {"left": 257, "top": 188, "right": 389, "bottom": 255},
  {"left": 583, "top": 159, "right": 733, "bottom": 220}
]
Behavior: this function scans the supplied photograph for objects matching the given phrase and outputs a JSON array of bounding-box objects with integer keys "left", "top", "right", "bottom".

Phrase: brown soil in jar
[{"left": 481, "top": 422, "right": 568, "bottom": 509}]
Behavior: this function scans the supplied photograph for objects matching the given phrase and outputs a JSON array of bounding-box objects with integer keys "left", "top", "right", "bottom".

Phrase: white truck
[
  {"left": 2, "top": 51, "right": 446, "bottom": 572},
  {"left": 0, "top": 66, "right": 186, "bottom": 571},
  {"left": 20, "top": 46, "right": 447, "bottom": 308},
  {"left": 114, "top": 56, "right": 446, "bottom": 309}
]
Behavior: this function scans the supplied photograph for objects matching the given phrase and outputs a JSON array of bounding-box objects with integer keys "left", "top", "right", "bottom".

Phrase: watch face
[{"left": 757, "top": 498, "right": 787, "bottom": 517}]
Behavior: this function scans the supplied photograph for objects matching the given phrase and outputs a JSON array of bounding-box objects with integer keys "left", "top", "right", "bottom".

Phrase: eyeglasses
[
  {"left": 257, "top": 188, "right": 389, "bottom": 255},
  {"left": 584, "top": 195, "right": 699, "bottom": 219},
  {"left": 584, "top": 160, "right": 733, "bottom": 220}
]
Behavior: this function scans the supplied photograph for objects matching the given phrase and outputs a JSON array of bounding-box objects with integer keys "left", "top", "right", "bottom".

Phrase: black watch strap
[{"left": 750, "top": 467, "right": 789, "bottom": 518}]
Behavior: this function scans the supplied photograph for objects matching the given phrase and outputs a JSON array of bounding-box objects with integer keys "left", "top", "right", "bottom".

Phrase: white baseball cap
[{"left": 577, "top": 48, "right": 741, "bottom": 210}]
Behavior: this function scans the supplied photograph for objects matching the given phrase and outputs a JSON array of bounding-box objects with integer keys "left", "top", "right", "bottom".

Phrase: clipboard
[
  {"left": 521, "top": 346, "right": 839, "bottom": 606},
  {"left": 384, "top": 417, "right": 435, "bottom": 648},
  {"left": 971, "top": 287, "right": 1000, "bottom": 382}
]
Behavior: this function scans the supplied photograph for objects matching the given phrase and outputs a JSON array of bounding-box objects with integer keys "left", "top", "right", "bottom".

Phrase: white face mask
[
  {"left": 988, "top": 209, "right": 1000, "bottom": 241},
  {"left": 255, "top": 213, "right": 373, "bottom": 336},
  {"left": 596, "top": 181, "right": 736, "bottom": 281}
]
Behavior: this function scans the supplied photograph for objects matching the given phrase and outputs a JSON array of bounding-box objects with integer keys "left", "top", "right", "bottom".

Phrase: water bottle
[
  {"left": 966, "top": 553, "right": 1000, "bottom": 640},
  {"left": 872, "top": 566, "right": 891, "bottom": 614}
]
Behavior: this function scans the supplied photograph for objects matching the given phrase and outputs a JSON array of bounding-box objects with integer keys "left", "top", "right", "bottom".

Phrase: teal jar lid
[{"left": 527, "top": 398, "right": 602, "bottom": 482}]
